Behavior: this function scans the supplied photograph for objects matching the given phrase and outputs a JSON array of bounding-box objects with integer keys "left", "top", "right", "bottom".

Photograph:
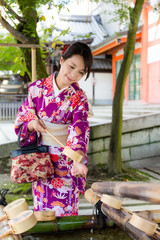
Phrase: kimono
[{"left": 14, "top": 73, "right": 90, "bottom": 217}]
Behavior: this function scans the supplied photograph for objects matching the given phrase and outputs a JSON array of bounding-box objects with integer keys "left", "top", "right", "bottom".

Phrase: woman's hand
[
  {"left": 27, "top": 119, "right": 46, "bottom": 133},
  {"left": 71, "top": 162, "right": 88, "bottom": 178}
]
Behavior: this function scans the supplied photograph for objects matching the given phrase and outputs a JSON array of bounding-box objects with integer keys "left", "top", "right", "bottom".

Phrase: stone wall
[{"left": 88, "top": 113, "right": 160, "bottom": 169}]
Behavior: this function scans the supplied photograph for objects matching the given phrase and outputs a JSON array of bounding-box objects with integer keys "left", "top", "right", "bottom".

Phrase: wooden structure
[
  {"left": 84, "top": 181, "right": 160, "bottom": 239},
  {"left": 0, "top": 43, "right": 40, "bottom": 82}
]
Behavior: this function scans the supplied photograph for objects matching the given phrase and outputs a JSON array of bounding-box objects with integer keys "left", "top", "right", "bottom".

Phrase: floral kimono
[{"left": 14, "top": 73, "right": 90, "bottom": 216}]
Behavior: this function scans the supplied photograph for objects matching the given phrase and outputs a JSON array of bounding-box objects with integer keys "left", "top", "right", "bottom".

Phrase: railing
[
  {"left": 0, "top": 102, "right": 22, "bottom": 121},
  {"left": 0, "top": 94, "right": 27, "bottom": 121}
]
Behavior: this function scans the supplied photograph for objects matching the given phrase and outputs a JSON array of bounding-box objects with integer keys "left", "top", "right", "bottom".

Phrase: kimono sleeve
[
  {"left": 14, "top": 86, "right": 38, "bottom": 147},
  {"left": 66, "top": 91, "right": 90, "bottom": 156}
]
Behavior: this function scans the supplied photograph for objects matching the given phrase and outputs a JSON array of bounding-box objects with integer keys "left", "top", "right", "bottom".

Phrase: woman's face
[{"left": 57, "top": 54, "right": 86, "bottom": 89}]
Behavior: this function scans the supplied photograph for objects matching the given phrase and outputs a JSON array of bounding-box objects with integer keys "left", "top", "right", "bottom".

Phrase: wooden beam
[{"left": 0, "top": 43, "right": 40, "bottom": 48}]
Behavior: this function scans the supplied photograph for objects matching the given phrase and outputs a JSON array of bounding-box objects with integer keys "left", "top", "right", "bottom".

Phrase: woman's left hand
[{"left": 71, "top": 162, "right": 88, "bottom": 178}]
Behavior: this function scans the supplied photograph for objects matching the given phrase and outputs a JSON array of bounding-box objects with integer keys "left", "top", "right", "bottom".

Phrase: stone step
[{"left": 29, "top": 199, "right": 160, "bottom": 216}]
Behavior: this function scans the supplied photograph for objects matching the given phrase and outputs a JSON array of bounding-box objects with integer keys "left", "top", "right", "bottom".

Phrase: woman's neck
[
  {"left": 55, "top": 73, "right": 67, "bottom": 90},
  {"left": 55, "top": 73, "right": 62, "bottom": 90}
]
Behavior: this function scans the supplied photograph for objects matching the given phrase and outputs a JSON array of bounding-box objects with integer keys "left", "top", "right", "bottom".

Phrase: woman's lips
[{"left": 67, "top": 75, "right": 73, "bottom": 82}]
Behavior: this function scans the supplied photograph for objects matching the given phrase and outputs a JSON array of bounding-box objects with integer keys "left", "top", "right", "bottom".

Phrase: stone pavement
[{"left": 0, "top": 120, "right": 16, "bottom": 144}]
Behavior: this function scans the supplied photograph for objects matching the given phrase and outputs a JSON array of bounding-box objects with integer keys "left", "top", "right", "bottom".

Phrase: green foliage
[
  {"left": 0, "top": 0, "right": 72, "bottom": 78},
  {"left": 0, "top": 34, "right": 28, "bottom": 75}
]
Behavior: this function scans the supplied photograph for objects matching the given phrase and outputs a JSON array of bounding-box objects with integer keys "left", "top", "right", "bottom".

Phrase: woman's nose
[{"left": 70, "top": 69, "right": 77, "bottom": 78}]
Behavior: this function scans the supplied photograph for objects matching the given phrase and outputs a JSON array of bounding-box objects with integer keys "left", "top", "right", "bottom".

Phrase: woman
[{"left": 14, "top": 42, "right": 93, "bottom": 216}]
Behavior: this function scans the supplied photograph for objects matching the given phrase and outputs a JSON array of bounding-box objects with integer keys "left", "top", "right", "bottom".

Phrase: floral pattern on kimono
[{"left": 14, "top": 72, "right": 90, "bottom": 216}]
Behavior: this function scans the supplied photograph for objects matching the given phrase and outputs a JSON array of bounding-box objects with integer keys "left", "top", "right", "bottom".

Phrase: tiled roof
[
  {"left": 51, "top": 14, "right": 107, "bottom": 47},
  {"left": 92, "top": 58, "right": 112, "bottom": 72}
]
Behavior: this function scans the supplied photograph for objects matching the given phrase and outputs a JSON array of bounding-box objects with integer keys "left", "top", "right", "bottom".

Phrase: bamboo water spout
[
  {"left": 84, "top": 189, "right": 160, "bottom": 239},
  {"left": 101, "top": 203, "right": 160, "bottom": 240},
  {"left": 91, "top": 182, "right": 160, "bottom": 204},
  {"left": 27, "top": 214, "right": 114, "bottom": 233}
]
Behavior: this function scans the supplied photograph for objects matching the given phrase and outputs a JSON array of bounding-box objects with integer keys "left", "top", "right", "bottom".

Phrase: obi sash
[{"left": 41, "top": 121, "right": 69, "bottom": 148}]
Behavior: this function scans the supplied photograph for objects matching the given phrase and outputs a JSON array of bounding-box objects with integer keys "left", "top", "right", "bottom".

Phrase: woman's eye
[
  {"left": 70, "top": 65, "right": 74, "bottom": 69},
  {"left": 80, "top": 72, "right": 84, "bottom": 75}
]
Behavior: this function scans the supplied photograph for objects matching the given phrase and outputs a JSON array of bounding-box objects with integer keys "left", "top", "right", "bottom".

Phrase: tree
[
  {"left": 105, "top": 0, "right": 145, "bottom": 175},
  {"left": 0, "top": 0, "right": 70, "bottom": 80},
  {"left": 90, "top": 0, "right": 160, "bottom": 175},
  {"left": 90, "top": 0, "right": 145, "bottom": 175}
]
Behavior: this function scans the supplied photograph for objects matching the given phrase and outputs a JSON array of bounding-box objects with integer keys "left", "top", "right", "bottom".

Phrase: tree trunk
[
  {"left": 16, "top": 0, "right": 47, "bottom": 80},
  {"left": 108, "top": 0, "right": 144, "bottom": 175}
]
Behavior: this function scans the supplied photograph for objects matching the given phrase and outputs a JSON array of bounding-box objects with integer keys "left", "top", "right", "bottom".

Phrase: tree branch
[
  {"left": 0, "top": 16, "right": 31, "bottom": 43},
  {"left": 0, "top": 0, "right": 26, "bottom": 23}
]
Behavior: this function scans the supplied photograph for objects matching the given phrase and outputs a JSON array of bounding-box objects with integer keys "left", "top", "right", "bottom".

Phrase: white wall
[
  {"left": 148, "top": 23, "right": 160, "bottom": 42},
  {"left": 148, "top": 10, "right": 160, "bottom": 64},
  {"left": 79, "top": 72, "right": 112, "bottom": 105},
  {"left": 148, "top": 10, "right": 159, "bottom": 25},
  {"left": 148, "top": 44, "right": 160, "bottom": 64}
]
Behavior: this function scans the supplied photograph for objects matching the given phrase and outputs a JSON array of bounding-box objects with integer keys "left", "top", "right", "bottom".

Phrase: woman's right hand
[
  {"left": 71, "top": 162, "right": 88, "bottom": 178},
  {"left": 27, "top": 119, "right": 46, "bottom": 133}
]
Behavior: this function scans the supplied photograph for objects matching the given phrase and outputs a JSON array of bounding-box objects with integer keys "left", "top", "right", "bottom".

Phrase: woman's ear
[{"left": 59, "top": 56, "right": 64, "bottom": 65}]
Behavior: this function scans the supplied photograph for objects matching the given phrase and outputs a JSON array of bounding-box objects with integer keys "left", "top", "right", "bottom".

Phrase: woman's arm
[
  {"left": 15, "top": 83, "right": 40, "bottom": 146},
  {"left": 66, "top": 91, "right": 90, "bottom": 178},
  {"left": 27, "top": 119, "right": 46, "bottom": 133}
]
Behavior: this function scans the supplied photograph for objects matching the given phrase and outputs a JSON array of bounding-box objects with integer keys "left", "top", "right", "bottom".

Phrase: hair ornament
[{"left": 62, "top": 45, "right": 70, "bottom": 54}]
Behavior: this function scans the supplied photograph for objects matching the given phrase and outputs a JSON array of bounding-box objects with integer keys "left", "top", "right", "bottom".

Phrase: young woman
[{"left": 14, "top": 42, "right": 93, "bottom": 216}]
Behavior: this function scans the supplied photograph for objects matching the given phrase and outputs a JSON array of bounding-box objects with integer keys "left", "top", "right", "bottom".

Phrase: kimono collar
[{"left": 53, "top": 72, "right": 67, "bottom": 97}]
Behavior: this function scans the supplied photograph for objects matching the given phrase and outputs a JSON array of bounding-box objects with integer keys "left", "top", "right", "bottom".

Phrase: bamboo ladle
[
  {"left": 129, "top": 213, "right": 160, "bottom": 236},
  {"left": 0, "top": 210, "right": 37, "bottom": 239},
  {"left": 45, "top": 129, "right": 83, "bottom": 163},
  {"left": 34, "top": 210, "right": 56, "bottom": 221},
  {"left": 0, "top": 198, "right": 28, "bottom": 221}
]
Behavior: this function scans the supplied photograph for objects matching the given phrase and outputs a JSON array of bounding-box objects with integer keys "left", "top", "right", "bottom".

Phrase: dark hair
[{"left": 62, "top": 42, "right": 93, "bottom": 80}]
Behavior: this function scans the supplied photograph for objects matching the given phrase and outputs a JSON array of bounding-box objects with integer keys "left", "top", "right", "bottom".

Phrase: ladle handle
[
  {"left": 0, "top": 215, "right": 7, "bottom": 222},
  {"left": 0, "top": 229, "right": 13, "bottom": 239},
  {"left": 45, "top": 129, "right": 65, "bottom": 148},
  {"left": 155, "top": 227, "right": 160, "bottom": 235}
]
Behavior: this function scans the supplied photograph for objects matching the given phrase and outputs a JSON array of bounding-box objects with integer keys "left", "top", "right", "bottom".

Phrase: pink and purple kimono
[{"left": 14, "top": 73, "right": 90, "bottom": 216}]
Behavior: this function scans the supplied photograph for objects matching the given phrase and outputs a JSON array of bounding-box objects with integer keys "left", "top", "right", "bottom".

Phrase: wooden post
[{"left": 31, "top": 47, "right": 36, "bottom": 82}]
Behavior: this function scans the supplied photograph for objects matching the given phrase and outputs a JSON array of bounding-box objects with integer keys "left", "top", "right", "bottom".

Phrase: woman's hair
[{"left": 62, "top": 42, "right": 93, "bottom": 80}]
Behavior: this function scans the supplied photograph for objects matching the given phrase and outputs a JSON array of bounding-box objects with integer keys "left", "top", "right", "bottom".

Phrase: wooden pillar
[{"left": 31, "top": 47, "right": 36, "bottom": 82}]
